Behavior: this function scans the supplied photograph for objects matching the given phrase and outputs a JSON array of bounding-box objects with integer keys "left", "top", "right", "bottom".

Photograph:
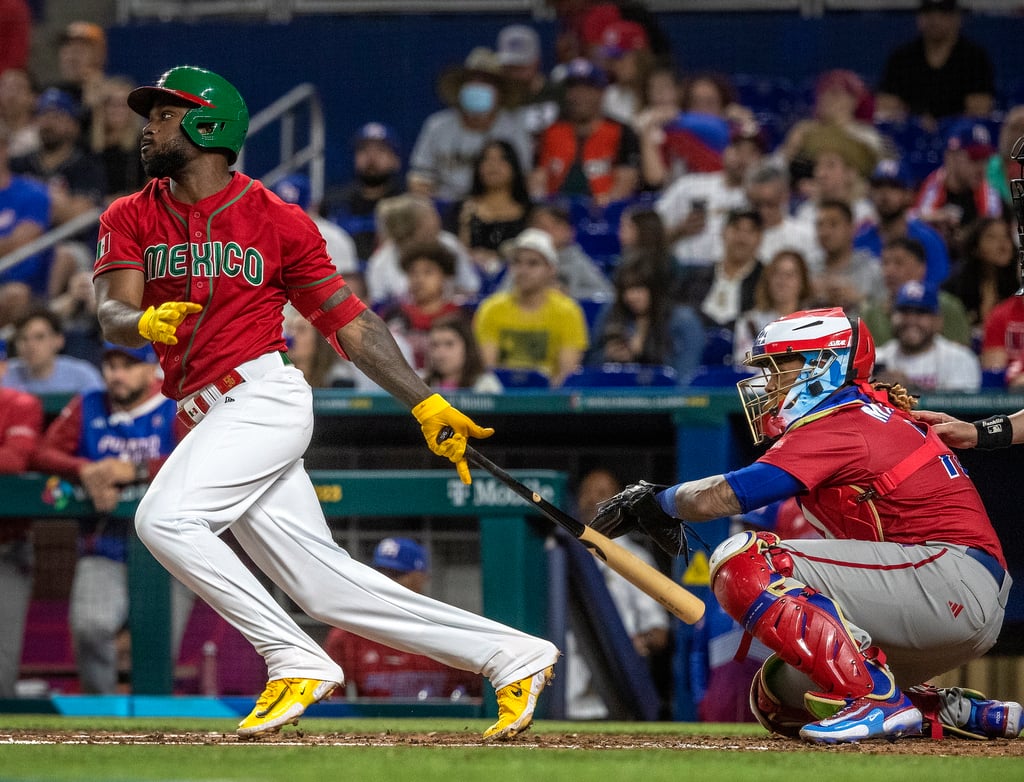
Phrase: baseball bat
[{"left": 462, "top": 445, "right": 705, "bottom": 625}]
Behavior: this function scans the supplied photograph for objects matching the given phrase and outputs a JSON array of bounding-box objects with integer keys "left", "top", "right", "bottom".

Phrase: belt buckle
[{"left": 178, "top": 394, "right": 209, "bottom": 430}]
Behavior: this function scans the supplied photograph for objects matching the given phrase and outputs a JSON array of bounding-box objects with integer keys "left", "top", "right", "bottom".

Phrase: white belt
[{"left": 177, "top": 352, "right": 287, "bottom": 429}]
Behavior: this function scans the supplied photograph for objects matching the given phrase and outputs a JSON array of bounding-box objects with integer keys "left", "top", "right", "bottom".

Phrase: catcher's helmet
[
  {"left": 128, "top": 66, "right": 248, "bottom": 164},
  {"left": 737, "top": 308, "right": 875, "bottom": 444}
]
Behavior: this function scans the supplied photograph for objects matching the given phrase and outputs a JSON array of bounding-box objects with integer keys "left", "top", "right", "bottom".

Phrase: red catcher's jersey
[
  {"left": 758, "top": 401, "right": 1005, "bottom": 567},
  {"left": 95, "top": 174, "right": 344, "bottom": 400}
]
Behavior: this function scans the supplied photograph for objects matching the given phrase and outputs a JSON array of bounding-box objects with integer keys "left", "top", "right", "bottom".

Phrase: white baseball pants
[{"left": 135, "top": 352, "right": 558, "bottom": 689}]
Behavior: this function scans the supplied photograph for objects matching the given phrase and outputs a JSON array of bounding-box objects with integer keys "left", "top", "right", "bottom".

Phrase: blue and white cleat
[
  {"left": 958, "top": 692, "right": 1022, "bottom": 739},
  {"left": 906, "top": 684, "right": 1022, "bottom": 739},
  {"left": 799, "top": 692, "right": 923, "bottom": 744}
]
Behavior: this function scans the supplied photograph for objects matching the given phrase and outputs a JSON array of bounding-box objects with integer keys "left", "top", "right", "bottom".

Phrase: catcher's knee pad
[{"left": 710, "top": 531, "right": 893, "bottom": 701}]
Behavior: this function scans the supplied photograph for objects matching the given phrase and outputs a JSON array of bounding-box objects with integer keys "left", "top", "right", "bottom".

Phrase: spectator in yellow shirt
[{"left": 473, "top": 228, "right": 589, "bottom": 386}]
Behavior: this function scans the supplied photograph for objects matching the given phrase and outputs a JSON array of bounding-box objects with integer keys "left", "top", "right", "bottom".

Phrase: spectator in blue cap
[
  {"left": 0, "top": 119, "right": 50, "bottom": 332},
  {"left": 874, "top": 280, "right": 981, "bottom": 393},
  {"left": 854, "top": 157, "right": 950, "bottom": 290},
  {"left": 323, "top": 537, "right": 483, "bottom": 699},
  {"left": 371, "top": 537, "right": 430, "bottom": 589},
  {"left": 9, "top": 87, "right": 107, "bottom": 227},
  {"left": 272, "top": 173, "right": 361, "bottom": 295},
  {"left": 915, "top": 119, "right": 1005, "bottom": 253},
  {"left": 321, "top": 121, "right": 405, "bottom": 263}
]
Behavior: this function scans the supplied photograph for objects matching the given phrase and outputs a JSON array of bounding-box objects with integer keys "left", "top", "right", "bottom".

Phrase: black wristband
[{"left": 974, "top": 415, "right": 1014, "bottom": 450}]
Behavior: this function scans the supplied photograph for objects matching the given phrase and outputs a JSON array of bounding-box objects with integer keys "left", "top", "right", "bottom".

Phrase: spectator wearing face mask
[{"left": 408, "top": 48, "right": 533, "bottom": 203}]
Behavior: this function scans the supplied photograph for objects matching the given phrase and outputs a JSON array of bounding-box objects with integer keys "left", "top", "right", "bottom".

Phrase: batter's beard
[{"left": 143, "top": 146, "right": 191, "bottom": 179}]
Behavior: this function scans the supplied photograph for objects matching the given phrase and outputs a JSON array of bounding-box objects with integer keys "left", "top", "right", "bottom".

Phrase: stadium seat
[
  {"left": 700, "top": 326, "right": 736, "bottom": 368},
  {"left": 688, "top": 365, "right": 752, "bottom": 387},
  {"left": 578, "top": 297, "right": 610, "bottom": 338},
  {"left": 561, "top": 363, "right": 677, "bottom": 388},
  {"left": 492, "top": 367, "right": 551, "bottom": 388},
  {"left": 568, "top": 198, "right": 623, "bottom": 260}
]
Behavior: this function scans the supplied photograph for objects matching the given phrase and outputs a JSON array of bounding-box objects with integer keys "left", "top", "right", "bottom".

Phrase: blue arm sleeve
[{"left": 723, "top": 462, "right": 804, "bottom": 514}]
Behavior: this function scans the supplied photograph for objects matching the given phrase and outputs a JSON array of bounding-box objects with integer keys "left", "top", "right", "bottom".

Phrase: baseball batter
[
  {"left": 91, "top": 66, "right": 557, "bottom": 739},
  {"left": 593, "top": 308, "right": 1019, "bottom": 744}
]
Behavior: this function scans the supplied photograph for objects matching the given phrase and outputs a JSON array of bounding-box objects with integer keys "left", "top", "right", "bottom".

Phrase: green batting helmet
[{"left": 128, "top": 66, "right": 249, "bottom": 163}]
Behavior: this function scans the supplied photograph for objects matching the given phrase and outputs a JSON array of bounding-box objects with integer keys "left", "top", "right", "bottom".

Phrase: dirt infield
[{"left": 1, "top": 728, "right": 1021, "bottom": 755}]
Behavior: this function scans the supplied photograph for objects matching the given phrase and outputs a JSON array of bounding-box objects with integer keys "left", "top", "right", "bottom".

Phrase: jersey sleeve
[
  {"left": 280, "top": 206, "right": 347, "bottom": 312},
  {"left": 94, "top": 195, "right": 146, "bottom": 277},
  {"left": 724, "top": 462, "right": 804, "bottom": 514}
]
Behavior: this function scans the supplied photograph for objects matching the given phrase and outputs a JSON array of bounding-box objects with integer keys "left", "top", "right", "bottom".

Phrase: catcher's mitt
[{"left": 590, "top": 481, "right": 695, "bottom": 557}]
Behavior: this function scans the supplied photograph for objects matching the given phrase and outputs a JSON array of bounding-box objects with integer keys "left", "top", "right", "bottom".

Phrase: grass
[{"left": 0, "top": 716, "right": 1018, "bottom": 782}]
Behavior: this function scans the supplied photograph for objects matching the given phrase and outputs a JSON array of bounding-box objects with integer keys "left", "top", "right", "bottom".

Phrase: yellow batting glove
[
  {"left": 138, "top": 301, "right": 203, "bottom": 345},
  {"left": 412, "top": 393, "right": 494, "bottom": 484}
]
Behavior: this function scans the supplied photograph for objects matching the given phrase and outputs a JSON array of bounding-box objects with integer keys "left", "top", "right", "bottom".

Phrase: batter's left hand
[{"left": 412, "top": 393, "right": 494, "bottom": 484}]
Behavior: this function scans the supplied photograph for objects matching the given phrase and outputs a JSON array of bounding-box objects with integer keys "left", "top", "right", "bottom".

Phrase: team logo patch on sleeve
[{"left": 96, "top": 233, "right": 110, "bottom": 261}]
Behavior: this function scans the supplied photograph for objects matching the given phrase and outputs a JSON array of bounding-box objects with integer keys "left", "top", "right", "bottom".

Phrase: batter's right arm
[
  {"left": 95, "top": 269, "right": 201, "bottom": 346},
  {"left": 94, "top": 269, "right": 150, "bottom": 347}
]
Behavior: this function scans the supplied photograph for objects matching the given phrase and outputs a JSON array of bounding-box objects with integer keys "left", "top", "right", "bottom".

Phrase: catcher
[{"left": 593, "top": 307, "right": 1020, "bottom": 743}]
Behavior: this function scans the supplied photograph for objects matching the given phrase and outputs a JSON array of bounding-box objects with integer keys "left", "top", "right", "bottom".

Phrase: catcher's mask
[{"left": 737, "top": 307, "right": 875, "bottom": 444}]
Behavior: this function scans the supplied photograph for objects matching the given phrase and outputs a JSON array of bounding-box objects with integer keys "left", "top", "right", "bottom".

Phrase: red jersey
[
  {"left": 0, "top": 386, "right": 42, "bottom": 474},
  {"left": 324, "top": 627, "right": 481, "bottom": 699},
  {"left": 94, "top": 174, "right": 347, "bottom": 400},
  {"left": 758, "top": 399, "right": 1004, "bottom": 566},
  {"left": 0, "top": 387, "right": 42, "bottom": 543},
  {"left": 536, "top": 118, "right": 637, "bottom": 198}
]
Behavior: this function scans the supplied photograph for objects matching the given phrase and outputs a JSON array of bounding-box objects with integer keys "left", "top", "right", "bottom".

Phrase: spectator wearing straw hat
[{"left": 408, "top": 47, "right": 532, "bottom": 202}]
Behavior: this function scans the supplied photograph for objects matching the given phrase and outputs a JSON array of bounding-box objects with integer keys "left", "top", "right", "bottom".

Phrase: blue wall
[{"left": 106, "top": 11, "right": 1024, "bottom": 187}]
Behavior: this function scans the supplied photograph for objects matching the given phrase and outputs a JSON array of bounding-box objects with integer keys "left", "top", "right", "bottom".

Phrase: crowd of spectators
[{"left": 5, "top": 2, "right": 1023, "bottom": 398}]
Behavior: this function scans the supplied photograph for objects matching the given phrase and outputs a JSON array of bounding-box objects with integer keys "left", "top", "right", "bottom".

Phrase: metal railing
[
  {"left": 0, "top": 83, "right": 325, "bottom": 280},
  {"left": 0, "top": 207, "right": 103, "bottom": 278},
  {"left": 236, "top": 82, "right": 325, "bottom": 201}
]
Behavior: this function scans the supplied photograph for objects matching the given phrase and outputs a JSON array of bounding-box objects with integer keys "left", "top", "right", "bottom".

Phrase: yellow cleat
[
  {"left": 236, "top": 678, "right": 339, "bottom": 738},
  {"left": 482, "top": 666, "right": 554, "bottom": 741}
]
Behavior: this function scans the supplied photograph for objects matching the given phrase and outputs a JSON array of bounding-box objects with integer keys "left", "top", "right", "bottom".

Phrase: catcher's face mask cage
[
  {"left": 736, "top": 308, "right": 855, "bottom": 444},
  {"left": 1011, "top": 135, "right": 1024, "bottom": 295},
  {"left": 737, "top": 350, "right": 844, "bottom": 444}
]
